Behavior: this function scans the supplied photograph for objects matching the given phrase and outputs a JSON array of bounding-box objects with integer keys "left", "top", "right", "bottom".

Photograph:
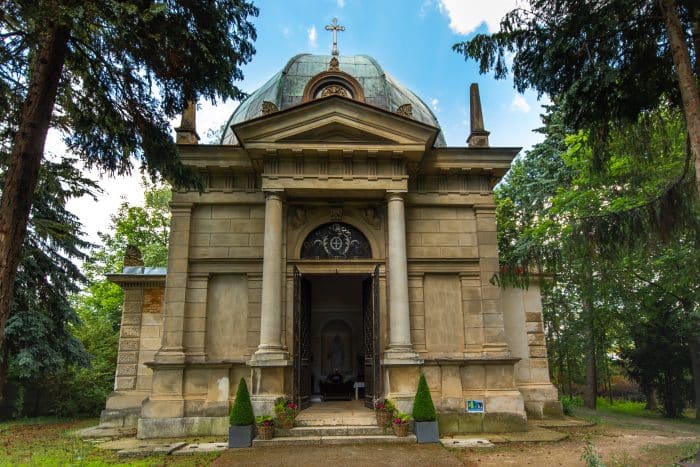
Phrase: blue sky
[
  {"left": 197, "top": 0, "right": 545, "bottom": 149},
  {"left": 69, "top": 0, "right": 547, "bottom": 242}
]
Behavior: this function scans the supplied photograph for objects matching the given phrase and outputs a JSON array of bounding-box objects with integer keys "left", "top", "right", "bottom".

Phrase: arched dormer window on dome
[{"left": 302, "top": 70, "right": 365, "bottom": 103}]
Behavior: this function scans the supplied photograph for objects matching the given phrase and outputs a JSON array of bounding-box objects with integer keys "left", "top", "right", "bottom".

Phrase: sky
[{"left": 65, "top": 0, "right": 545, "bottom": 244}]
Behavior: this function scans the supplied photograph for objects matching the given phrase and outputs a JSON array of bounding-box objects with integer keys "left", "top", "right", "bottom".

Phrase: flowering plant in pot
[
  {"left": 255, "top": 415, "right": 275, "bottom": 440},
  {"left": 412, "top": 373, "right": 439, "bottom": 443},
  {"left": 274, "top": 397, "right": 299, "bottom": 429},
  {"left": 228, "top": 378, "right": 255, "bottom": 448},
  {"left": 373, "top": 398, "right": 396, "bottom": 428},
  {"left": 392, "top": 412, "right": 411, "bottom": 437}
]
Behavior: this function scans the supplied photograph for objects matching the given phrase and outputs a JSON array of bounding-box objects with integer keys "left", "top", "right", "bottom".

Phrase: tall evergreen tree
[
  {"left": 0, "top": 157, "right": 97, "bottom": 407},
  {"left": 0, "top": 1, "right": 259, "bottom": 388},
  {"left": 454, "top": 0, "right": 699, "bottom": 244}
]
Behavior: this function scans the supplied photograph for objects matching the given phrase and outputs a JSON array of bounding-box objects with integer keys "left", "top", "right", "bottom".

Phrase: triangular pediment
[
  {"left": 233, "top": 96, "right": 438, "bottom": 150},
  {"left": 278, "top": 120, "right": 397, "bottom": 144}
]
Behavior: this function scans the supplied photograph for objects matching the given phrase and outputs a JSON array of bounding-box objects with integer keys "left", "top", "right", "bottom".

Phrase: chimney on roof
[{"left": 466, "top": 83, "right": 490, "bottom": 148}]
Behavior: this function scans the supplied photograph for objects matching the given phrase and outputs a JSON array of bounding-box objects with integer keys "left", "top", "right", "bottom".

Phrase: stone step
[
  {"left": 294, "top": 416, "right": 376, "bottom": 427},
  {"left": 275, "top": 425, "right": 387, "bottom": 437},
  {"left": 252, "top": 434, "right": 417, "bottom": 447}
]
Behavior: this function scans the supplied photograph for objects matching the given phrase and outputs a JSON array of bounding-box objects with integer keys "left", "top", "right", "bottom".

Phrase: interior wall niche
[{"left": 320, "top": 319, "right": 353, "bottom": 376}]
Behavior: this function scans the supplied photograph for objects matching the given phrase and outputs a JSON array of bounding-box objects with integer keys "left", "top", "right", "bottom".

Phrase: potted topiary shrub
[
  {"left": 412, "top": 373, "right": 439, "bottom": 443},
  {"left": 229, "top": 378, "right": 255, "bottom": 448}
]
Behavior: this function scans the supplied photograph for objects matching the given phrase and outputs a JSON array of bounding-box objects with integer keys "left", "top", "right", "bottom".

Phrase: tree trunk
[
  {"left": 0, "top": 25, "right": 69, "bottom": 391},
  {"left": 659, "top": 0, "right": 700, "bottom": 194},
  {"left": 688, "top": 338, "right": 700, "bottom": 419},
  {"left": 583, "top": 294, "right": 597, "bottom": 409},
  {"left": 0, "top": 344, "right": 9, "bottom": 405},
  {"left": 643, "top": 386, "right": 659, "bottom": 411}
]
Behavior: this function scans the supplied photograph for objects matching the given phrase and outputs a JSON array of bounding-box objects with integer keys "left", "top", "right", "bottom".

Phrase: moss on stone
[{"left": 482, "top": 413, "right": 527, "bottom": 432}]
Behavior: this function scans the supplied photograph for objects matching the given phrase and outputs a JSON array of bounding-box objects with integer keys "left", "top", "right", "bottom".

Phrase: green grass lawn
[
  {"left": 3, "top": 403, "right": 700, "bottom": 466},
  {"left": 0, "top": 418, "right": 218, "bottom": 466}
]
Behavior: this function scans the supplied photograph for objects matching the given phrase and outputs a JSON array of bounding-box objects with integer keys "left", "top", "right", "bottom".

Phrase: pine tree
[{"left": 0, "top": 1, "right": 259, "bottom": 390}]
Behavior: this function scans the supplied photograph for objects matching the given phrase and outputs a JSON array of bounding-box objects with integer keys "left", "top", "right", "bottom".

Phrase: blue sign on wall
[{"left": 466, "top": 400, "right": 484, "bottom": 413}]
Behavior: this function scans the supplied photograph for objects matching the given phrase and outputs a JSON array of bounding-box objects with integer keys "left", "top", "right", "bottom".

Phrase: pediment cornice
[{"left": 233, "top": 96, "right": 439, "bottom": 160}]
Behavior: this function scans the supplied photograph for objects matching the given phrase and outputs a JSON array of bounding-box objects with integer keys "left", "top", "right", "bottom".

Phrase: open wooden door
[
  {"left": 363, "top": 265, "right": 381, "bottom": 408},
  {"left": 292, "top": 267, "right": 312, "bottom": 408}
]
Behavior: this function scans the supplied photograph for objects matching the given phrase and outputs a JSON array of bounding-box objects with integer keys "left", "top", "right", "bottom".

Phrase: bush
[
  {"left": 412, "top": 373, "right": 437, "bottom": 422},
  {"left": 561, "top": 395, "right": 583, "bottom": 416},
  {"left": 230, "top": 378, "right": 254, "bottom": 426}
]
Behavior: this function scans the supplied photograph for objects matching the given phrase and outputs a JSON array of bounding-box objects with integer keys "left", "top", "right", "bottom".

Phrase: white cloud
[
  {"left": 431, "top": 98, "right": 440, "bottom": 112},
  {"left": 511, "top": 94, "right": 531, "bottom": 113},
  {"left": 337, "top": 0, "right": 345, "bottom": 7},
  {"left": 419, "top": 0, "right": 433, "bottom": 18},
  {"left": 282, "top": 27, "right": 290, "bottom": 37},
  {"left": 438, "top": 0, "right": 523, "bottom": 35},
  {"left": 307, "top": 26, "right": 318, "bottom": 48}
]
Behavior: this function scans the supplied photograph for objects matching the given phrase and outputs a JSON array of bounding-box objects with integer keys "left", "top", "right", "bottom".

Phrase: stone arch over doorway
[{"left": 300, "top": 222, "right": 372, "bottom": 259}]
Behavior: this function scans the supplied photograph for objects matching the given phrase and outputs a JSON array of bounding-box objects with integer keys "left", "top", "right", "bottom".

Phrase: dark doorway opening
[{"left": 292, "top": 267, "right": 380, "bottom": 409}]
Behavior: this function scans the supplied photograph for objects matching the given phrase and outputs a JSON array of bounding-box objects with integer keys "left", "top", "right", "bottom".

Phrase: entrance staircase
[{"left": 252, "top": 400, "right": 416, "bottom": 446}]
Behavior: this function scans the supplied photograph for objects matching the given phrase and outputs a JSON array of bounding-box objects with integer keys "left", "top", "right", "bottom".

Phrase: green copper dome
[{"left": 221, "top": 54, "right": 446, "bottom": 146}]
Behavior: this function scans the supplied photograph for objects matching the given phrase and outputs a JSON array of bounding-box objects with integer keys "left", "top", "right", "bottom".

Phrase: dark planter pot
[
  {"left": 414, "top": 420, "right": 439, "bottom": 443},
  {"left": 228, "top": 425, "right": 255, "bottom": 448}
]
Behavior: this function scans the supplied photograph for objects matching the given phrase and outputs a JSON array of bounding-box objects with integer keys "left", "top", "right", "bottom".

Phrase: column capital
[
  {"left": 385, "top": 191, "right": 406, "bottom": 202},
  {"left": 264, "top": 190, "right": 286, "bottom": 202}
]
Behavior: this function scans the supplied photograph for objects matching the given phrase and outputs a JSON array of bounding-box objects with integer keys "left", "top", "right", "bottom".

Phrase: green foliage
[
  {"left": 255, "top": 415, "right": 274, "bottom": 426},
  {"left": 456, "top": 0, "right": 698, "bottom": 249},
  {"left": 494, "top": 102, "right": 700, "bottom": 415},
  {"left": 51, "top": 181, "right": 173, "bottom": 417},
  {"left": 230, "top": 378, "right": 254, "bottom": 426},
  {"left": 412, "top": 374, "right": 437, "bottom": 422},
  {"left": 581, "top": 443, "right": 606, "bottom": 467},
  {"left": 453, "top": 0, "right": 689, "bottom": 135},
  {"left": 0, "top": 158, "right": 97, "bottom": 416},
  {"left": 392, "top": 412, "right": 411, "bottom": 425},
  {"left": 595, "top": 398, "right": 648, "bottom": 417},
  {"left": 1, "top": 1, "right": 259, "bottom": 186},
  {"left": 561, "top": 395, "right": 583, "bottom": 416}
]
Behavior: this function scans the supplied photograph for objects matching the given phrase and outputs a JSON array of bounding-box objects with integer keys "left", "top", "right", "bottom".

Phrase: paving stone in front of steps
[
  {"left": 116, "top": 441, "right": 187, "bottom": 457},
  {"left": 172, "top": 442, "right": 229, "bottom": 455},
  {"left": 253, "top": 434, "right": 416, "bottom": 447},
  {"left": 440, "top": 438, "right": 495, "bottom": 449},
  {"left": 275, "top": 425, "right": 386, "bottom": 437}
]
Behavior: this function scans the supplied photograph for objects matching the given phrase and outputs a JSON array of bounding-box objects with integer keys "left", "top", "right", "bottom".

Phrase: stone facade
[{"left": 100, "top": 53, "right": 562, "bottom": 439}]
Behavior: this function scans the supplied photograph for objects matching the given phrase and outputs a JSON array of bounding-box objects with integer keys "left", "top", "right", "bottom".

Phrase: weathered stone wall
[
  {"left": 405, "top": 206, "right": 477, "bottom": 259},
  {"left": 502, "top": 284, "right": 562, "bottom": 418},
  {"left": 189, "top": 205, "right": 265, "bottom": 260},
  {"left": 102, "top": 280, "right": 164, "bottom": 428}
]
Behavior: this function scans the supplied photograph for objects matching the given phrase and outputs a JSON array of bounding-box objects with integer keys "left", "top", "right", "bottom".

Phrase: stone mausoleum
[{"left": 100, "top": 37, "right": 562, "bottom": 439}]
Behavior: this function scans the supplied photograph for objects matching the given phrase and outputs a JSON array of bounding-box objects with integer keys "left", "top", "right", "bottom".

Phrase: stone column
[
  {"left": 252, "top": 191, "right": 288, "bottom": 363},
  {"left": 154, "top": 202, "right": 192, "bottom": 363},
  {"left": 384, "top": 192, "right": 420, "bottom": 363}
]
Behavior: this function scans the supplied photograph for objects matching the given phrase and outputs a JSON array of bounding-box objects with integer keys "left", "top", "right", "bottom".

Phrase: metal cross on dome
[{"left": 325, "top": 18, "right": 345, "bottom": 56}]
